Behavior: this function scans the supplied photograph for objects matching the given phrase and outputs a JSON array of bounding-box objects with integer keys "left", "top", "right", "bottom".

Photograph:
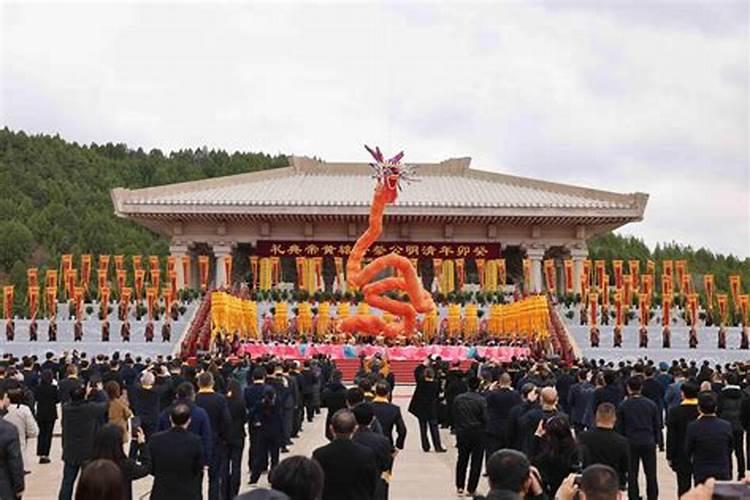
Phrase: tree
[{"left": 0, "top": 220, "right": 34, "bottom": 273}]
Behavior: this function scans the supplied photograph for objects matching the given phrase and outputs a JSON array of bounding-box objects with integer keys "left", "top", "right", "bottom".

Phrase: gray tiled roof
[{"left": 119, "top": 157, "right": 640, "bottom": 211}]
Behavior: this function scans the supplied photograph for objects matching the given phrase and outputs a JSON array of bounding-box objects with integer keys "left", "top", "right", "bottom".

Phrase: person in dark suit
[
  {"left": 58, "top": 384, "right": 109, "bottom": 500},
  {"left": 593, "top": 370, "right": 624, "bottom": 412},
  {"left": 641, "top": 366, "right": 665, "bottom": 451},
  {"left": 5, "top": 319, "right": 14, "bottom": 341},
  {"left": 157, "top": 382, "right": 213, "bottom": 466},
  {"left": 371, "top": 381, "right": 407, "bottom": 451},
  {"left": 0, "top": 388, "right": 24, "bottom": 500},
  {"left": 313, "top": 409, "right": 378, "bottom": 500},
  {"left": 149, "top": 403, "right": 204, "bottom": 500},
  {"left": 132, "top": 371, "right": 161, "bottom": 443},
  {"left": 567, "top": 370, "right": 595, "bottom": 433},
  {"left": 249, "top": 385, "right": 285, "bottom": 485},
  {"left": 225, "top": 380, "right": 247, "bottom": 500},
  {"left": 58, "top": 364, "right": 83, "bottom": 406},
  {"left": 195, "top": 372, "right": 231, "bottom": 500},
  {"left": 577, "top": 403, "right": 629, "bottom": 491},
  {"left": 686, "top": 391, "right": 734, "bottom": 485},
  {"left": 408, "top": 366, "right": 445, "bottom": 453},
  {"left": 352, "top": 404, "right": 394, "bottom": 500},
  {"left": 321, "top": 370, "right": 348, "bottom": 442},
  {"left": 452, "top": 376, "right": 488, "bottom": 496},
  {"left": 617, "top": 376, "right": 660, "bottom": 500},
  {"left": 34, "top": 369, "right": 59, "bottom": 464},
  {"left": 718, "top": 372, "right": 746, "bottom": 479},
  {"left": 245, "top": 367, "right": 270, "bottom": 475},
  {"left": 666, "top": 380, "right": 700, "bottom": 496},
  {"left": 485, "top": 373, "right": 521, "bottom": 458}
]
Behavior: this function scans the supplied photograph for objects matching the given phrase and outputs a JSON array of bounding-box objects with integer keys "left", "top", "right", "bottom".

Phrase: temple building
[{"left": 111, "top": 155, "right": 648, "bottom": 293}]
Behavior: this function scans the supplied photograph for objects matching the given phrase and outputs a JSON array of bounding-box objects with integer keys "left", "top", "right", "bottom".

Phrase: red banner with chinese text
[
  {"left": 543, "top": 259, "right": 556, "bottom": 293},
  {"left": 614, "top": 291, "right": 623, "bottom": 327},
  {"left": 639, "top": 293, "right": 649, "bottom": 327},
  {"left": 496, "top": 259, "right": 506, "bottom": 288},
  {"left": 114, "top": 255, "right": 125, "bottom": 271},
  {"left": 198, "top": 256, "right": 209, "bottom": 291},
  {"left": 45, "top": 286, "right": 56, "bottom": 318},
  {"left": 688, "top": 293, "right": 698, "bottom": 326},
  {"left": 81, "top": 254, "right": 92, "bottom": 290},
  {"left": 704, "top": 274, "right": 715, "bottom": 310},
  {"left": 28, "top": 286, "right": 38, "bottom": 319},
  {"left": 98, "top": 254, "right": 110, "bottom": 272},
  {"left": 613, "top": 260, "right": 623, "bottom": 289},
  {"left": 27, "top": 268, "right": 38, "bottom": 288},
  {"left": 46, "top": 270, "right": 57, "bottom": 290},
  {"left": 662, "top": 294, "right": 672, "bottom": 327},
  {"left": 116, "top": 270, "right": 126, "bottom": 292},
  {"left": 3, "top": 286, "right": 13, "bottom": 320},
  {"left": 628, "top": 260, "right": 640, "bottom": 290},
  {"left": 595, "top": 260, "right": 605, "bottom": 290},
  {"left": 564, "top": 260, "right": 574, "bottom": 294},
  {"left": 717, "top": 294, "right": 728, "bottom": 326},
  {"left": 134, "top": 270, "right": 145, "bottom": 300},
  {"left": 255, "top": 240, "right": 500, "bottom": 259},
  {"left": 455, "top": 259, "right": 465, "bottom": 290}
]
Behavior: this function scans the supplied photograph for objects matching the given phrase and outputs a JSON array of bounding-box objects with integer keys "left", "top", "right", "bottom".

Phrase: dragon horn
[
  {"left": 388, "top": 151, "right": 405, "bottom": 164},
  {"left": 375, "top": 146, "right": 384, "bottom": 163},
  {"left": 364, "top": 145, "right": 382, "bottom": 163}
]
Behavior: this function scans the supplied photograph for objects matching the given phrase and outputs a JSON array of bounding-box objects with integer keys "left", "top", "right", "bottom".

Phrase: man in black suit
[
  {"left": 666, "top": 380, "right": 700, "bottom": 495},
  {"left": 58, "top": 364, "right": 83, "bottom": 405},
  {"left": 452, "top": 376, "right": 488, "bottom": 497},
  {"left": 321, "top": 370, "right": 348, "bottom": 441},
  {"left": 484, "top": 373, "right": 521, "bottom": 458},
  {"left": 641, "top": 366, "right": 665, "bottom": 451},
  {"left": 567, "top": 370, "right": 595, "bottom": 433},
  {"left": 195, "top": 371, "right": 231, "bottom": 500},
  {"left": 617, "top": 376, "right": 660, "bottom": 500},
  {"left": 58, "top": 384, "right": 108, "bottom": 500},
  {"left": 686, "top": 391, "right": 734, "bottom": 485},
  {"left": 577, "top": 403, "right": 629, "bottom": 492},
  {"left": 149, "top": 403, "right": 204, "bottom": 500},
  {"left": 0, "top": 388, "right": 24, "bottom": 500},
  {"left": 312, "top": 409, "right": 378, "bottom": 500},
  {"left": 352, "top": 404, "right": 394, "bottom": 500},
  {"left": 371, "top": 381, "right": 407, "bottom": 451}
]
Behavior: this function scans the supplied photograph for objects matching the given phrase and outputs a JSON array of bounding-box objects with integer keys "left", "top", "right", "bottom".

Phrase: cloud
[{"left": 1, "top": 1, "right": 748, "bottom": 257}]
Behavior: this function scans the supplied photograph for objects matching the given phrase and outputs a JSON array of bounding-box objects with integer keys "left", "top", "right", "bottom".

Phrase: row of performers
[
  {"left": 3, "top": 318, "right": 173, "bottom": 343},
  {"left": 589, "top": 325, "right": 750, "bottom": 350},
  {"left": 259, "top": 315, "right": 506, "bottom": 339}
]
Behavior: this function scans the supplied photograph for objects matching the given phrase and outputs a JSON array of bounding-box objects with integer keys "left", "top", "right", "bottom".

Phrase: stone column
[
  {"left": 212, "top": 243, "right": 234, "bottom": 289},
  {"left": 526, "top": 246, "right": 546, "bottom": 293},
  {"left": 570, "top": 245, "right": 588, "bottom": 296},
  {"left": 169, "top": 244, "right": 189, "bottom": 290}
]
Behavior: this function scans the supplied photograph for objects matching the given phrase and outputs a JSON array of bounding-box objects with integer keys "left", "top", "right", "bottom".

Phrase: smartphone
[
  {"left": 713, "top": 481, "right": 750, "bottom": 499},
  {"left": 130, "top": 416, "right": 141, "bottom": 433}
]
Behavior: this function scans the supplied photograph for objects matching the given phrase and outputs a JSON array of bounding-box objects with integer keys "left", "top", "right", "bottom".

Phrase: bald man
[
  {"left": 313, "top": 409, "right": 378, "bottom": 500},
  {"left": 520, "top": 387, "right": 566, "bottom": 454}
]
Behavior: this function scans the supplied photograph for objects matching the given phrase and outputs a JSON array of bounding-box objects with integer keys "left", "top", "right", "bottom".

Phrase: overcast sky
[{"left": 1, "top": 1, "right": 748, "bottom": 257}]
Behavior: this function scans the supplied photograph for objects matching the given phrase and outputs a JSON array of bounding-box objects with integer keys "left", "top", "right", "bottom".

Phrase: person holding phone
[{"left": 91, "top": 423, "right": 151, "bottom": 500}]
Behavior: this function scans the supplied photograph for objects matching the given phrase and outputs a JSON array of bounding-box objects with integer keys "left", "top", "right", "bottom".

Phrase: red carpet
[{"left": 335, "top": 359, "right": 474, "bottom": 384}]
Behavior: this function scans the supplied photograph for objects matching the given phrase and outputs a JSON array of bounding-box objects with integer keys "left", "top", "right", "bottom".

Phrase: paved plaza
[{"left": 22, "top": 386, "right": 683, "bottom": 500}]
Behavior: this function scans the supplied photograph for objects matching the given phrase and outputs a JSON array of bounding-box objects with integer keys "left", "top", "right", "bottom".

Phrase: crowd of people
[{"left": 0, "top": 347, "right": 744, "bottom": 499}]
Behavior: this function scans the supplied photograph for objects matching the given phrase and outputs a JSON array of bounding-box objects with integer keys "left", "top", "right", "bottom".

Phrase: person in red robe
[
  {"left": 638, "top": 327, "right": 648, "bottom": 348},
  {"left": 688, "top": 327, "right": 698, "bottom": 348},
  {"left": 741, "top": 327, "right": 749, "bottom": 350},
  {"left": 162, "top": 320, "right": 172, "bottom": 342},
  {"left": 613, "top": 326, "right": 623, "bottom": 348},
  {"left": 73, "top": 320, "right": 83, "bottom": 341},
  {"left": 28, "top": 320, "right": 38, "bottom": 342},
  {"left": 47, "top": 319, "right": 57, "bottom": 341},
  {"left": 121, "top": 319, "right": 131, "bottom": 342},
  {"left": 662, "top": 326, "right": 671, "bottom": 348},
  {"left": 589, "top": 326, "right": 600, "bottom": 347},
  {"left": 718, "top": 327, "right": 727, "bottom": 349},
  {"left": 101, "top": 319, "right": 110, "bottom": 342},
  {"left": 145, "top": 321, "right": 154, "bottom": 342}
]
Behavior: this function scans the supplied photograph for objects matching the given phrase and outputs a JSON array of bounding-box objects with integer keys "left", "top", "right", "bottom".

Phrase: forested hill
[
  {"left": 0, "top": 128, "right": 287, "bottom": 281},
  {"left": 0, "top": 128, "right": 747, "bottom": 292}
]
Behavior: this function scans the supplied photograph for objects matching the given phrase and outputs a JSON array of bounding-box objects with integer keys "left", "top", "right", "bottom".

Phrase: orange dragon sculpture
[{"left": 338, "top": 146, "right": 436, "bottom": 338}]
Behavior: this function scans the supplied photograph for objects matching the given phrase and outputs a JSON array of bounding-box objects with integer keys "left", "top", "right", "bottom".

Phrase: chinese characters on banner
[{"left": 255, "top": 241, "right": 501, "bottom": 259}]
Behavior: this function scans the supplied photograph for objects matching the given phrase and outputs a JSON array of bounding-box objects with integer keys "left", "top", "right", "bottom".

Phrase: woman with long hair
[
  {"left": 531, "top": 414, "right": 580, "bottom": 496},
  {"left": 35, "top": 369, "right": 58, "bottom": 464},
  {"left": 105, "top": 381, "right": 132, "bottom": 442},
  {"left": 225, "top": 379, "right": 247, "bottom": 499},
  {"left": 75, "top": 459, "right": 126, "bottom": 500},
  {"left": 249, "top": 386, "right": 284, "bottom": 484},
  {"left": 91, "top": 423, "right": 151, "bottom": 500}
]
